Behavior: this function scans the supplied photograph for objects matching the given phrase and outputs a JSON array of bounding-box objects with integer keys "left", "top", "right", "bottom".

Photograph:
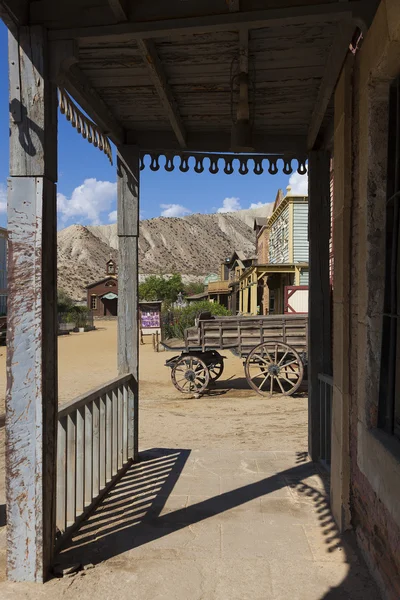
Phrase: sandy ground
[{"left": 0, "top": 319, "right": 309, "bottom": 450}]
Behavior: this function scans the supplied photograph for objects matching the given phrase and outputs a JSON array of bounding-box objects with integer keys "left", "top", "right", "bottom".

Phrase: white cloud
[
  {"left": 108, "top": 210, "right": 117, "bottom": 223},
  {"left": 249, "top": 201, "right": 267, "bottom": 209},
  {"left": 288, "top": 171, "right": 308, "bottom": 196},
  {"left": 160, "top": 203, "right": 191, "bottom": 217},
  {"left": 57, "top": 178, "right": 117, "bottom": 225},
  {"left": 217, "top": 197, "right": 241, "bottom": 213},
  {"left": 0, "top": 183, "right": 6, "bottom": 214}
]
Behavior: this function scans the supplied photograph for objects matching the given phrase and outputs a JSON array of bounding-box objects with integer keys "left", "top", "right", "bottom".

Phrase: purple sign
[{"left": 140, "top": 308, "right": 161, "bottom": 329}]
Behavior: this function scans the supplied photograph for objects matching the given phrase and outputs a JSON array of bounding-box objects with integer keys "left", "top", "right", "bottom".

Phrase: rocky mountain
[{"left": 57, "top": 205, "right": 273, "bottom": 300}]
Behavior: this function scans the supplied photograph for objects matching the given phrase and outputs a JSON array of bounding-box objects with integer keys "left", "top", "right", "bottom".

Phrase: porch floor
[{"left": 0, "top": 332, "right": 380, "bottom": 598}]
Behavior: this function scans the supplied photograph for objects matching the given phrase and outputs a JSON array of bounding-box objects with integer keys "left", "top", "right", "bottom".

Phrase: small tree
[{"left": 139, "top": 273, "right": 184, "bottom": 305}]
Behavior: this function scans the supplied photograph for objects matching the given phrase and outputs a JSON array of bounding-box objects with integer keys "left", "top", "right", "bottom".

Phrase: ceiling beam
[
  {"left": 0, "top": 0, "right": 28, "bottom": 29},
  {"left": 126, "top": 130, "right": 307, "bottom": 155},
  {"left": 107, "top": 0, "right": 128, "bottom": 23},
  {"left": 57, "top": 64, "right": 125, "bottom": 145},
  {"left": 137, "top": 39, "right": 186, "bottom": 148},
  {"left": 49, "top": 2, "right": 365, "bottom": 41},
  {"left": 227, "top": 0, "right": 240, "bottom": 12},
  {"left": 307, "top": 20, "right": 355, "bottom": 150}
]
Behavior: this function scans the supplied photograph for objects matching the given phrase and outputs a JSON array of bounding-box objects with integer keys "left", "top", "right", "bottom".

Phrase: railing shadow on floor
[{"left": 56, "top": 447, "right": 379, "bottom": 599}]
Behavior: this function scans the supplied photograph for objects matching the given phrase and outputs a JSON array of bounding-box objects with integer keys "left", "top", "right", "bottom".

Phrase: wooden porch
[{"left": 0, "top": 0, "right": 380, "bottom": 583}]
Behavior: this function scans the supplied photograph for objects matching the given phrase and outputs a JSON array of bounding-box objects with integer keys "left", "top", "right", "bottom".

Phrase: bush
[
  {"left": 69, "top": 306, "right": 91, "bottom": 330},
  {"left": 57, "top": 290, "right": 75, "bottom": 313},
  {"left": 163, "top": 301, "right": 231, "bottom": 339}
]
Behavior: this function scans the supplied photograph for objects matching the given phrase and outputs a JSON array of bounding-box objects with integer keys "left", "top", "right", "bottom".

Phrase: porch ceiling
[{"left": 2, "top": 0, "right": 379, "bottom": 153}]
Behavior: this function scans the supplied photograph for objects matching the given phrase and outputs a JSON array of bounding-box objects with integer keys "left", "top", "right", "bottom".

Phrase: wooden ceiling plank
[
  {"left": 228, "top": 0, "right": 240, "bottom": 13},
  {"left": 49, "top": 2, "right": 361, "bottom": 41},
  {"left": 307, "top": 20, "right": 355, "bottom": 149},
  {"left": 107, "top": 0, "right": 128, "bottom": 23},
  {"left": 137, "top": 39, "right": 186, "bottom": 148},
  {"left": 0, "top": 0, "right": 28, "bottom": 28},
  {"left": 57, "top": 63, "right": 125, "bottom": 145}
]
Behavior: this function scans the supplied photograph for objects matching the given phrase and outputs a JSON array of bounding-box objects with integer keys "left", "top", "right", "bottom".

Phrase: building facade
[
  {"left": 0, "top": 227, "right": 7, "bottom": 316},
  {"left": 86, "top": 260, "right": 118, "bottom": 317},
  {"left": 329, "top": 6, "right": 400, "bottom": 595},
  {"left": 239, "top": 189, "right": 309, "bottom": 315}
]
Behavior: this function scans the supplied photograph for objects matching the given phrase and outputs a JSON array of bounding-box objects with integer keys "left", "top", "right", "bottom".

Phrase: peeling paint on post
[
  {"left": 117, "top": 146, "right": 139, "bottom": 461},
  {"left": 6, "top": 26, "right": 58, "bottom": 582}
]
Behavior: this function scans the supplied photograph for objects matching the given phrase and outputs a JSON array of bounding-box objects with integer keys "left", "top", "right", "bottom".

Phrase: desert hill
[{"left": 57, "top": 204, "right": 273, "bottom": 300}]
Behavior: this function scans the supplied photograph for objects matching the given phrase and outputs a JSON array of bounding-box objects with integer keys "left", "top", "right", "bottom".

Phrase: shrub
[
  {"left": 69, "top": 306, "right": 91, "bottom": 329},
  {"left": 163, "top": 301, "right": 231, "bottom": 339},
  {"left": 57, "top": 289, "right": 75, "bottom": 313}
]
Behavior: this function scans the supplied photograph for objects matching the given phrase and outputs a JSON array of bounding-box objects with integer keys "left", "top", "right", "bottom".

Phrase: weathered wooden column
[
  {"left": 308, "top": 151, "right": 332, "bottom": 461},
  {"left": 242, "top": 286, "right": 249, "bottom": 315},
  {"left": 7, "top": 26, "right": 58, "bottom": 582},
  {"left": 117, "top": 146, "right": 139, "bottom": 461},
  {"left": 250, "top": 277, "right": 258, "bottom": 315}
]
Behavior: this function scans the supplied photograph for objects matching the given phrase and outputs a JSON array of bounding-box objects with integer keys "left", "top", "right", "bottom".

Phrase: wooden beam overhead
[
  {"left": 49, "top": 2, "right": 365, "bottom": 41},
  {"left": 228, "top": 0, "right": 240, "bottom": 12},
  {"left": 57, "top": 64, "right": 125, "bottom": 145},
  {"left": 108, "top": 0, "right": 128, "bottom": 23},
  {"left": 307, "top": 20, "right": 355, "bottom": 150},
  {"left": 126, "top": 130, "right": 307, "bottom": 155},
  {"left": 0, "top": 0, "right": 28, "bottom": 28},
  {"left": 137, "top": 39, "right": 186, "bottom": 148}
]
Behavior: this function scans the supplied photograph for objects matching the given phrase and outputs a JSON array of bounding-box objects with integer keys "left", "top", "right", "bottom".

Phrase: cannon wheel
[
  {"left": 171, "top": 355, "right": 210, "bottom": 394},
  {"left": 244, "top": 341, "right": 304, "bottom": 396},
  {"left": 208, "top": 353, "right": 224, "bottom": 381}
]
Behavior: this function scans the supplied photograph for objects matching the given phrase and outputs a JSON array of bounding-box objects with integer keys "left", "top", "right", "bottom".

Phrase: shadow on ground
[{"left": 58, "top": 448, "right": 379, "bottom": 599}]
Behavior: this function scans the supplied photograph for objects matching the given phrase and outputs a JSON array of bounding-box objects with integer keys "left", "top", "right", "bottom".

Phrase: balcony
[{"left": 207, "top": 280, "right": 231, "bottom": 293}]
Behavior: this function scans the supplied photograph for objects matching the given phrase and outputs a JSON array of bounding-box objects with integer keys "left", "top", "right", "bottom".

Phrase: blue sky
[{"left": 0, "top": 20, "right": 307, "bottom": 229}]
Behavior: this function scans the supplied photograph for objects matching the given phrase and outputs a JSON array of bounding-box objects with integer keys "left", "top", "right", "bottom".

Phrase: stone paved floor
[{"left": 0, "top": 447, "right": 380, "bottom": 600}]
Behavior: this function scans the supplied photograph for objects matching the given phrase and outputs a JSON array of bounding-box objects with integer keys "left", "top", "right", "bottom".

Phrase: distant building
[
  {"left": 86, "top": 259, "right": 118, "bottom": 316},
  {"left": 0, "top": 227, "right": 7, "bottom": 315},
  {"left": 238, "top": 187, "right": 309, "bottom": 315},
  {"left": 185, "top": 252, "right": 255, "bottom": 311}
]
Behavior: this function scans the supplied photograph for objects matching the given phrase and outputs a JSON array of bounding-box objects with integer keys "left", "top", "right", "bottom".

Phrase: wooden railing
[
  {"left": 318, "top": 373, "right": 333, "bottom": 468},
  {"left": 207, "top": 280, "right": 231, "bottom": 293},
  {"left": 56, "top": 373, "right": 136, "bottom": 544}
]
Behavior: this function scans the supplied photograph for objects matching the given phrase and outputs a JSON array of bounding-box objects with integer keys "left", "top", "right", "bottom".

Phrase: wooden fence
[{"left": 56, "top": 373, "right": 136, "bottom": 545}]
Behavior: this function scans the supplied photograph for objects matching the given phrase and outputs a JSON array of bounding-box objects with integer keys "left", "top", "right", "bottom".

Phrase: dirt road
[{"left": 0, "top": 318, "right": 308, "bottom": 451}]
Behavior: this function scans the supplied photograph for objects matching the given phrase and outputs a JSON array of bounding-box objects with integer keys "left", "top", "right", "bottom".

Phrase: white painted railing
[{"left": 56, "top": 374, "right": 136, "bottom": 543}]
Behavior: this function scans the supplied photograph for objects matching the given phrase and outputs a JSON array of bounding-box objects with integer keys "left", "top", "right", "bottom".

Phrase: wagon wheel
[
  {"left": 244, "top": 341, "right": 304, "bottom": 396},
  {"left": 171, "top": 356, "right": 210, "bottom": 394},
  {"left": 208, "top": 357, "right": 224, "bottom": 381}
]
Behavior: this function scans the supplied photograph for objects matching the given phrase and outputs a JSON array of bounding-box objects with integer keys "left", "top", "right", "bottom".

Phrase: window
[
  {"left": 90, "top": 295, "right": 97, "bottom": 310},
  {"left": 379, "top": 76, "right": 400, "bottom": 440}
]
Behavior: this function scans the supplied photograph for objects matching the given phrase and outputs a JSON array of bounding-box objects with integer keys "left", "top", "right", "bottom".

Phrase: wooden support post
[
  {"left": 308, "top": 150, "right": 332, "bottom": 461},
  {"left": 243, "top": 287, "right": 249, "bottom": 315},
  {"left": 117, "top": 146, "right": 139, "bottom": 461},
  {"left": 6, "top": 26, "right": 58, "bottom": 582},
  {"left": 263, "top": 276, "right": 270, "bottom": 315},
  {"left": 250, "top": 282, "right": 258, "bottom": 315}
]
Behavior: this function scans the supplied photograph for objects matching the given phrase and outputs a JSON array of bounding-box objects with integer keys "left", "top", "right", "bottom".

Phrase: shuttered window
[{"left": 379, "top": 76, "right": 400, "bottom": 440}]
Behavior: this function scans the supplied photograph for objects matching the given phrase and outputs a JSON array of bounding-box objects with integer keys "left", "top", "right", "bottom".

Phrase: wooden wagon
[{"left": 164, "top": 313, "right": 308, "bottom": 396}]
